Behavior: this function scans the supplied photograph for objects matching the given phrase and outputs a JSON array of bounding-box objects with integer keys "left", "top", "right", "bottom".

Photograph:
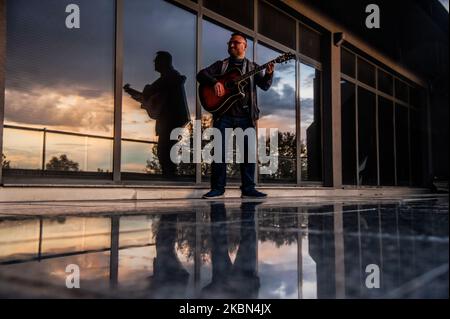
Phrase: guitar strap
[
  {"left": 220, "top": 58, "right": 248, "bottom": 75},
  {"left": 220, "top": 58, "right": 228, "bottom": 75}
]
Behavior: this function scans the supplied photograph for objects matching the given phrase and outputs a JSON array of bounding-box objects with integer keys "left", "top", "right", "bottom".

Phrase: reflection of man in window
[
  {"left": 126, "top": 51, "right": 190, "bottom": 178},
  {"left": 197, "top": 32, "right": 274, "bottom": 199}
]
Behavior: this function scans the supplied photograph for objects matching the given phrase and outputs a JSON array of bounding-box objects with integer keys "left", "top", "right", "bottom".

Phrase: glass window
[
  {"left": 410, "top": 109, "right": 423, "bottom": 186},
  {"left": 299, "top": 24, "right": 322, "bottom": 62},
  {"left": 2, "top": 128, "right": 43, "bottom": 170},
  {"left": 341, "top": 49, "right": 355, "bottom": 78},
  {"left": 122, "top": 0, "right": 196, "bottom": 181},
  {"left": 257, "top": 44, "right": 296, "bottom": 183},
  {"left": 409, "top": 87, "right": 425, "bottom": 108},
  {"left": 300, "top": 64, "right": 322, "bottom": 182},
  {"left": 203, "top": 0, "right": 254, "bottom": 30},
  {"left": 395, "top": 104, "right": 410, "bottom": 185},
  {"left": 341, "top": 80, "right": 357, "bottom": 185},
  {"left": 357, "top": 87, "right": 377, "bottom": 185},
  {"left": 201, "top": 20, "right": 254, "bottom": 182},
  {"left": 378, "top": 97, "right": 395, "bottom": 185},
  {"left": 5, "top": 0, "right": 115, "bottom": 175},
  {"left": 377, "top": 69, "right": 393, "bottom": 95},
  {"left": 258, "top": 1, "right": 296, "bottom": 49},
  {"left": 357, "top": 57, "right": 375, "bottom": 87},
  {"left": 45, "top": 133, "right": 113, "bottom": 173},
  {"left": 395, "top": 79, "right": 409, "bottom": 103},
  {"left": 121, "top": 140, "right": 157, "bottom": 175}
]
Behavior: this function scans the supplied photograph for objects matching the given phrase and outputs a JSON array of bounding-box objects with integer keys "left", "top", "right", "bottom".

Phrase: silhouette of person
[
  {"left": 201, "top": 201, "right": 260, "bottom": 298},
  {"left": 148, "top": 214, "right": 190, "bottom": 298},
  {"left": 125, "top": 51, "right": 190, "bottom": 178}
]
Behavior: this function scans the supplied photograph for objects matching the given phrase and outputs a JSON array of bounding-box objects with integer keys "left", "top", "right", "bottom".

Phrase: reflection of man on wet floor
[
  {"left": 139, "top": 51, "right": 190, "bottom": 178},
  {"left": 202, "top": 201, "right": 260, "bottom": 298},
  {"left": 148, "top": 214, "right": 189, "bottom": 298}
]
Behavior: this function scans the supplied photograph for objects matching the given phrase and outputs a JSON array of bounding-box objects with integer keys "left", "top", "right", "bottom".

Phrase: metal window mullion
[
  {"left": 425, "top": 86, "right": 433, "bottom": 182},
  {"left": 393, "top": 77, "right": 398, "bottom": 186},
  {"left": 254, "top": 0, "right": 259, "bottom": 184},
  {"left": 407, "top": 86, "right": 412, "bottom": 186},
  {"left": 256, "top": 33, "right": 294, "bottom": 55},
  {"left": 195, "top": 0, "right": 203, "bottom": 185},
  {"left": 355, "top": 56, "right": 360, "bottom": 187},
  {"left": 113, "top": 0, "right": 124, "bottom": 183},
  {"left": 375, "top": 68, "right": 380, "bottom": 186},
  {"left": 297, "top": 53, "right": 322, "bottom": 71},
  {"left": 168, "top": 0, "right": 199, "bottom": 12},
  {"left": 320, "top": 67, "right": 324, "bottom": 186},
  {"left": 42, "top": 129, "right": 47, "bottom": 171},
  {"left": 296, "top": 21, "right": 301, "bottom": 186},
  {"left": 0, "top": 0, "right": 5, "bottom": 185}
]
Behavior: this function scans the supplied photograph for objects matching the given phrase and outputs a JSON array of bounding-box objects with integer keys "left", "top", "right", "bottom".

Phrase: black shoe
[
  {"left": 202, "top": 189, "right": 225, "bottom": 199},
  {"left": 241, "top": 189, "right": 267, "bottom": 198}
]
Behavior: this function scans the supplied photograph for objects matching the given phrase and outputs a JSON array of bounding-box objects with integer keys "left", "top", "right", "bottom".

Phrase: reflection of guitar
[
  {"left": 199, "top": 52, "right": 296, "bottom": 115},
  {"left": 123, "top": 83, "right": 144, "bottom": 103},
  {"left": 123, "top": 83, "right": 164, "bottom": 120}
]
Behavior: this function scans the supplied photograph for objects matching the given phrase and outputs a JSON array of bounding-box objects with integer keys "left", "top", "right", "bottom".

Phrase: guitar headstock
[{"left": 275, "top": 52, "right": 296, "bottom": 64}]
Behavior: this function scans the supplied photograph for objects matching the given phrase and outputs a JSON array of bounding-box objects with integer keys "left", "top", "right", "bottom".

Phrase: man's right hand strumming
[{"left": 214, "top": 82, "right": 225, "bottom": 97}]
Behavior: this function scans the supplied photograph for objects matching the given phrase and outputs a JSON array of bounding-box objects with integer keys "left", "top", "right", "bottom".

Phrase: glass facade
[
  {"left": 1, "top": 0, "right": 427, "bottom": 188},
  {"left": 341, "top": 47, "right": 425, "bottom": 186}
]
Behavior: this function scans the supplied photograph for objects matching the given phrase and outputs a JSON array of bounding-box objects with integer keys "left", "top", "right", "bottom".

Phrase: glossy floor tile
[{"left": 0, "top": 195, "right": 448, "bottom": 299}]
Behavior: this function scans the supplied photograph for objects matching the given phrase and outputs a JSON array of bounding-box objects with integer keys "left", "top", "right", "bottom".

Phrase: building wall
[{"left": 0, "top": 0, "right": 437, "bottom": 188}]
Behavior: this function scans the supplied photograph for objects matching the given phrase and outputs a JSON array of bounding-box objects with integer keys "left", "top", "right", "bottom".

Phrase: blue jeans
[{"left": 211, "top": 115, "right": 256, "bottom": 193}]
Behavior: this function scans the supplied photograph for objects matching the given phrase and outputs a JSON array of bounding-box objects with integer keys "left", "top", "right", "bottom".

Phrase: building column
[{"left": 322, "top": 32, "right": 342, "bottom": 187}]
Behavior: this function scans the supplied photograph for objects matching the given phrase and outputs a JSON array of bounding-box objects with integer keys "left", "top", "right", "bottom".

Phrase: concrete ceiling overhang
[{"left": 279, "top": 0, "right": 448, "bottom": 86}]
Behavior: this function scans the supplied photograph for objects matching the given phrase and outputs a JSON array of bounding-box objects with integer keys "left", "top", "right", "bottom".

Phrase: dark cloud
[
  {"left": 259, "top": 83, "right": 295, "bottom": 114},
  {"left": 7, "top": 0, "right": 115, "bottom": 91}
]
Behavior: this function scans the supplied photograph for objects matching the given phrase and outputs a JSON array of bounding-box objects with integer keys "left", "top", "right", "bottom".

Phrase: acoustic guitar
[{"left": 199, "top": 52, "right": 296, "bottom": 115}]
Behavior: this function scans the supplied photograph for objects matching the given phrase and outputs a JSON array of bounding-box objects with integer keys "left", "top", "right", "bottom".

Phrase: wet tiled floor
[{"left": 0, "top": 195, "right": 448, "bottom": 299}]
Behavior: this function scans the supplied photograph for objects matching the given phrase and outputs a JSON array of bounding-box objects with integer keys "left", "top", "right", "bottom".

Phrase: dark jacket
[
  {"left": 197, "top": 57, "right": 273, "bottom": 127},
  {"left": 143, "top": 68, "right": 190, "bottom": 136}
]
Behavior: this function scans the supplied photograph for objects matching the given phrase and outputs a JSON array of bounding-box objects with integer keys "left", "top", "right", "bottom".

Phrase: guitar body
[{"left": 199, "top": 68, "right": 248, "bottom": 115}]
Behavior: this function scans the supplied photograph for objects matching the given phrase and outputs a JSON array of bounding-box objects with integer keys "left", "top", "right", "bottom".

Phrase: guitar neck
[{"left": 236, "top": 59, "right": 277, "bottom": 82}]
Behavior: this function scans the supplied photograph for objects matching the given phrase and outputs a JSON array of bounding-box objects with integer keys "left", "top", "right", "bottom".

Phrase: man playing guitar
[{"left": 197, "top": 32, "right": 275, "bottom": 199}]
